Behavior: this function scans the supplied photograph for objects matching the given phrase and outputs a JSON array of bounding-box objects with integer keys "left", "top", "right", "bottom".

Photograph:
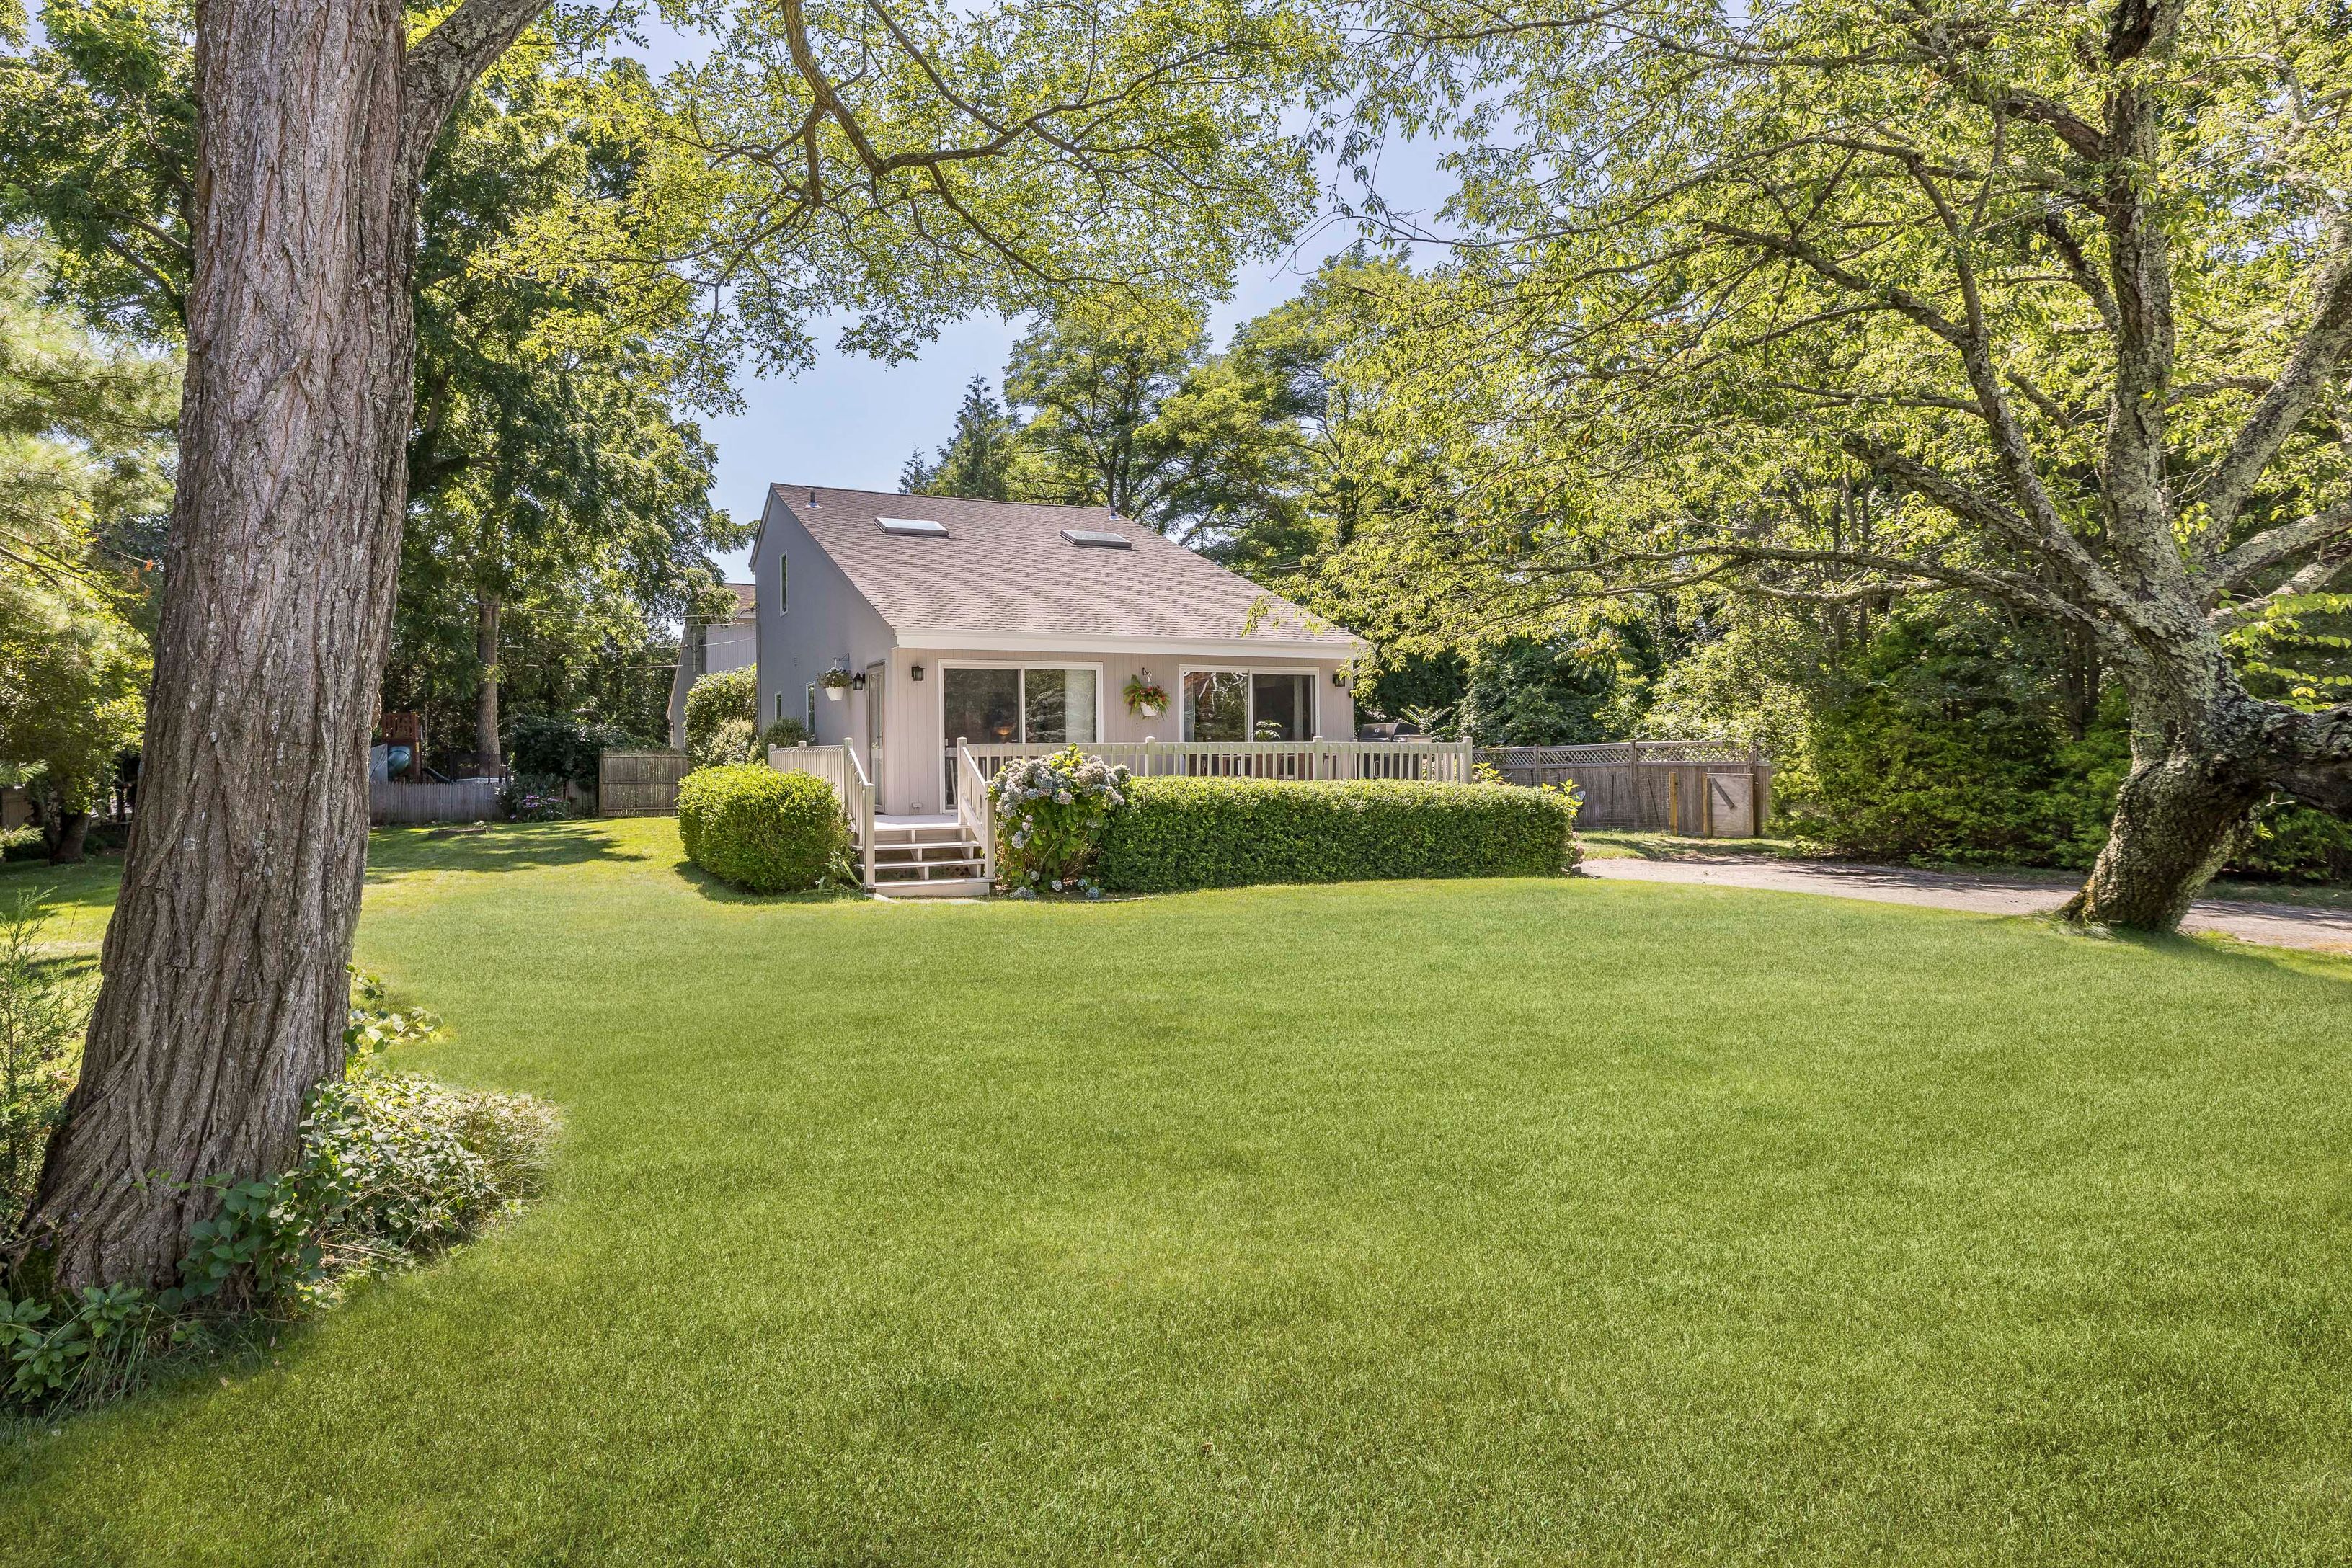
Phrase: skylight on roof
[
  {"left": 1061, "top": 528, "right": 1132, "bottom": 549},
  {"left": 877, "top": 517, "right": 948, "bottom": 537}
]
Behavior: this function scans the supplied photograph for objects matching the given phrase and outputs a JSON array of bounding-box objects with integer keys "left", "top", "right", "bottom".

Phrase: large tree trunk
[
  {"left": 475, "top": 588, "right": 501, "bottom": 772},
  {"left": 2066, "top": 750, "right": 2266, "bottom": 931},
  {"left": 15, "top": 0, "right": 425, "bottom": 1293},
  {"left": 43, "top": 811, "right": 91, "bottom": 868}
]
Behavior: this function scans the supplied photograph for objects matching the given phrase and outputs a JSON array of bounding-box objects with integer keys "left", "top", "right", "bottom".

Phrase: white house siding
[{"left": 872, "top": 645, "right": 1355, "bottom": 814}]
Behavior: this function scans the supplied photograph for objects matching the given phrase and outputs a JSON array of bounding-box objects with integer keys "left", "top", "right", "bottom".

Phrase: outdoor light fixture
[
  {"left": 1333, "top": 669, "right": 1350, "bottom": 687},
  {"left": 851, "top": 672, "right": 866, "bottom": 692},
  {"left": 911, "top": 664, "right": 926, "bottom": 682}
]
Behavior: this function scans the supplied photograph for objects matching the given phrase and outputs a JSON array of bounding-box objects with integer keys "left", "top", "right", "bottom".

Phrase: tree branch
[
  {"left": 1842, "top": 437, "right": 2129, "bottom": 617},
  {"left": 2208, "top": 535, "right": 2352, "bottom": 633},
  {"left": 2196, "top": 237, "right": 2352, "bottom": 541},
  {"left": 2258, "top": 702, "right": 2352, "bottom": 815},
  {"left": 401, "top": 0, "right": 551, "bottom": 178},
  {"left": 2204, "top": 503, "right": 2352, "bottom": 597}
]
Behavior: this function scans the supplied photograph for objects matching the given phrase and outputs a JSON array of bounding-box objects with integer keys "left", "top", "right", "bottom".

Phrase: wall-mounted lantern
[
  {"left": 1333, "top": 667, "right": 1351, "bottom": 687},
  {"left": 851, "top": 671, "right": 866, "bottom": 692},
  {"left": 911, "top": 664, "right": 926, "bottom": 682}
]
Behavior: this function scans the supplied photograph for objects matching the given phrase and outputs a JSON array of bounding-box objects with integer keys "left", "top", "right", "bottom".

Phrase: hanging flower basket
[
  {"left": 1124, "top": 671, "right": 1168, "bottom": 718},
  {"left": 820, "top": 667, "right": 853, "bottom": 700}
]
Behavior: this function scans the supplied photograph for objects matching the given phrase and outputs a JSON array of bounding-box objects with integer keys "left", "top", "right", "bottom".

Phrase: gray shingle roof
[{"left": 773, "top": 485, "right": 1361, "bottom": 649}]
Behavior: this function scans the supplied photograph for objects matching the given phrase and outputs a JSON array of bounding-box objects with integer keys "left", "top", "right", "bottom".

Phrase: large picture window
[
  {"left": 941, "top": 667, "right": 1099, "bottom": 747},
  {"left": 1182, "top": 671, "right": 1314, "bottom": 741}
]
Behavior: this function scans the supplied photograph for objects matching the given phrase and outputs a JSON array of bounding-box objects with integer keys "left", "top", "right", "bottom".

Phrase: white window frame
[
  {"left": 776, "top": 552, "right": 787, "bottom": 615},
  {"left": 935, "top": 661, "right": 1109, "bottom": 749},
  {"left": 804, "top": 683, "right": 817, "bottom": 736},
  {"left": 1176, "top": 665, "right": 1323, "bottom": 742}
]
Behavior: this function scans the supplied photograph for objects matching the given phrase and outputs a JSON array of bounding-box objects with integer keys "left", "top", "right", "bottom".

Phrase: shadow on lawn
[
  {"left": 1579, "top": 832, "right": 1802, "bottom": 863},
  {"left": 2022, "top": 906, "right": 2352, "bottom": 982},
  {"left": 670, "top": 855, "right": 865, "bottom": 906},
  {"left": 365, "top": 822, "right": 647, "bottom": 881}
]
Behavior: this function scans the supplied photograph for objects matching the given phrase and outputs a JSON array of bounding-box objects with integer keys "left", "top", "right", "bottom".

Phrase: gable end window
[{"left": 777, "top": 553, "right": 787, "bottom": 615}]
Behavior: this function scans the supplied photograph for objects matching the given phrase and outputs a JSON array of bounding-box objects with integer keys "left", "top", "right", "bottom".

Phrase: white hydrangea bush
[{"left": 990, "top": 745, "right": 1132, "bottom": 896}]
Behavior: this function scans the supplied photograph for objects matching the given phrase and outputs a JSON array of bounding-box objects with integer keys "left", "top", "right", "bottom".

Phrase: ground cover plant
[{"left": 1, "top": 820, "right": 2346, "bottom": 1562}]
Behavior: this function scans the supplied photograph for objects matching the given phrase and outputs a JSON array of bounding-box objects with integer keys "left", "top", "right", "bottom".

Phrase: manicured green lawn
[{"left": 4, "top": 819, "right": 2350, "bottom": 1564}]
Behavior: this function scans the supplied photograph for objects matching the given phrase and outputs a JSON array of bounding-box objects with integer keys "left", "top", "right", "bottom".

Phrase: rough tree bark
[
  {"left": 16, "top": 0, "right": 548, "bottom": 1293},
  {"left": 475, "top": 588, "right": 501, "bottom": 770},
  {"left": 2064, "top": 656, "right": 2276, "bottom": 929}
]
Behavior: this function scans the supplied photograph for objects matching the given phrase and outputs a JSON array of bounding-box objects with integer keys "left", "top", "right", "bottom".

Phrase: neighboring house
[
  {"left": 750, "top": 486, "right": 1370, "bottom": 816},
  {"left": 667, "top": 582, "right": 758, "bottom": 748}
]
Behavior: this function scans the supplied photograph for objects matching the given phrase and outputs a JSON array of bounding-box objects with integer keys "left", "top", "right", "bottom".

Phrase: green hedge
[
  {"left": 676, "top": 764, "right": 847, "bottom": 893},
  {"left": 1093, "top": 778, "right": 1577, "bottom": 894}
]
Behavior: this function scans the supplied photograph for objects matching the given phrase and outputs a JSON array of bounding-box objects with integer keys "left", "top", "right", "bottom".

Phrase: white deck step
[
  {"left": 870, "top": 841, "right": 980, "bottom": 860},
  {"left": 855, "top": 814, "right": 990, "bottom": 895},
  {"left": 874, "top": 876, "right": 993, "bottom": 900},
  {"left": 869, "top": 824, "right": 972, "bottom": 845}
]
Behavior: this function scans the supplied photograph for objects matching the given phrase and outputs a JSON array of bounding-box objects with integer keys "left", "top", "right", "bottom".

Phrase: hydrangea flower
[{"left": 982, "top": 744, "right": 1140, "bottom": 895}]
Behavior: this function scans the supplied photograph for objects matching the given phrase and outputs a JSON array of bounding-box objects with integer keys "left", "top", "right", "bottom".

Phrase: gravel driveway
[{"left": 1581, "top": 855, "right": 2352, "bottom": 954}]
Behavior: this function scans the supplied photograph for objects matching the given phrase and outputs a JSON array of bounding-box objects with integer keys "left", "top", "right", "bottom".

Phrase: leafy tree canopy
[
  {"left": 0, "top": 240, "right": 172, "bottom": 860},
  {"left": 1309, "top": 0, "right": 2352, "bottom": 922}
]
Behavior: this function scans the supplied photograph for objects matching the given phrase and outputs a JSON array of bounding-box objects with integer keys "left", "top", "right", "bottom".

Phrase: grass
[
  {"left": 1579, "top": 829, "right": 1797, "bottom": 861},
  {"left": 4, "top": 819, "right": 2351, "bottom": 1564},
  {"left": 0, "top": 851, "right": 120, "bottom": 961}
]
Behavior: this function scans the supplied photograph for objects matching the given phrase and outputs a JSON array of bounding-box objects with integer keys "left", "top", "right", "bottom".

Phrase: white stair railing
[
  {"left": 957, "top": 743, "right": 995, "bottom": 885},
  {"left": 842, "top": 740, "right": 877, "bottom": 888}
]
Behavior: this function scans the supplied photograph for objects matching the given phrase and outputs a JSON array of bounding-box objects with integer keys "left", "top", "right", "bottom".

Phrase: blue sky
[{"left": 693, "top": 230, "right": 1398, "bottom": 579}]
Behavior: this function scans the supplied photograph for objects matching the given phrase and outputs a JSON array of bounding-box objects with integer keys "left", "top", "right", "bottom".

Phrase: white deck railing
[
  {"left": 954, "top": 738, "right": 1477, "bottom": 793},
  {"left": 956, "top": 744, "right": 996, "bottom": 883}
]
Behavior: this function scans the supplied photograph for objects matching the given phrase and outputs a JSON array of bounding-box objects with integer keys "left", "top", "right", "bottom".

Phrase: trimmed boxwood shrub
[
  {"left": 1093, "top": 778, "right": 1578, "bottom": 894},
  {"left": 676, "top": 764, "right": 848, "bottom": 893}
]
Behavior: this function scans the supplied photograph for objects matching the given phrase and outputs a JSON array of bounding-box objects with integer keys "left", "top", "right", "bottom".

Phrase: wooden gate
[{"left": 598, "top": 749, "right": 694, "bottom": 816}]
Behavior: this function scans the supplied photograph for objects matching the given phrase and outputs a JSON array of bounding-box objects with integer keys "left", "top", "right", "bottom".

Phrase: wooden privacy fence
[
  {"left": 1482, "top": 741, "right": 1772, "bottom": 837},
  {"left": 598, "top": 749, "right": 695, "bottom": 816},
  {"left": 369, "top": 778, "right": 502, "bottom": 826}
]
